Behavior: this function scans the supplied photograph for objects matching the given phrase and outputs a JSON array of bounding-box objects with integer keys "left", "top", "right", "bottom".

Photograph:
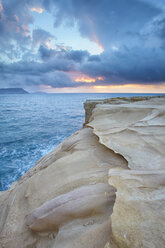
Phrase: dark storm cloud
[
  {"left": 40, "top": 71, "right": 77, "bottom": 88},
  {"left": 39, "top": 45, "right": 89, "bottom": 63},
  {"left": 39, "top": 45, "right": 57, "bottom": 60},
  {"left": 88, "top": 55, "right": 101, "bottom": 62},
  {"left": 82, "top": 47, "right": 165, "bottom": 85},
  {"left": 0, "top": 60, "right": 83, "bottom": 88},
  {"left": 48, "top": 0, "right": 165, "bottom": 85},
  {"left": 1, "top": 0, "right": 165, "bottom": 89},
  {"left": 0, "top": 45, "right": 90, "bottom": 88},
  {"left": 0, "top": 43, "right": 89, "bottom": 88},
  {"left": 38, "top": 0, "right": 165, "bottom": 85},
  {"left": 66, "top": 50, "right": 89, "bottom": 62},
  {"left": 140, "top": 12, "right": 165, "bottom": 46},
  {"left": 0, "top": 55, "right": 76, "bottom": 75},
  {"left": 0, "top": 70, "right": 81, "bottom": 89},
  {"left": 46, "top": 0, "right": 161, "bottom": 49}
]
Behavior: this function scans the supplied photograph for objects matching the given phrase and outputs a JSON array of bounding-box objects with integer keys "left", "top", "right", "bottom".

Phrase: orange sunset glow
[
  {"left": 30, "top": 7, "right": 44, "bottom": 13},
  {"left": 74, "top": 75, "right": 104, "bottom": 83},
  {"left": 97, "top": 77, "right": 104, "bottom": 80},
  {"left": 92, "top": 83, "right": 165, "bottom": 93},
  {"left": 40, "top": 83, "right": 165, "bottom": 93},
  {"left": 75, "top": 77, "right": 96, "bottom": 83}
]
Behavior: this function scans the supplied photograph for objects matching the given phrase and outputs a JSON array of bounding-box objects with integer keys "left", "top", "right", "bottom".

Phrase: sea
[{"left": 0, "top": 93, "right": 163, "bottom": 191}]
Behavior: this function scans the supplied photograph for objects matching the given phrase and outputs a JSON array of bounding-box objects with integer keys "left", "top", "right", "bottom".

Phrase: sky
[{"left": 0, "top": 0, "right": 165, "bottom": 93}]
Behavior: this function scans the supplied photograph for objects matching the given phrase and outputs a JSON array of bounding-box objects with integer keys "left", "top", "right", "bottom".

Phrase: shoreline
[{"left": 0, "top": 95, "right": 165, "bottom": 248}]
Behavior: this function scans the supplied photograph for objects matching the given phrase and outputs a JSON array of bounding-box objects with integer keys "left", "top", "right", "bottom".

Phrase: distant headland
[{"left": 0, "top": 88, "right": 29, "bottom": 94}]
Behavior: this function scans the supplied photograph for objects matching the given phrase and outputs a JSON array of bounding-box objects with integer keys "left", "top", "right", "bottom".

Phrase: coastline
[{"left": 0, "top": 95, "right": 165, "bottom": 248}]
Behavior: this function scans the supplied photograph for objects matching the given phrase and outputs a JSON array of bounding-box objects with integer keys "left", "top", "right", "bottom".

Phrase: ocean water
[{"left": 0, "top": 93, "right": 163, "bottom": 190}]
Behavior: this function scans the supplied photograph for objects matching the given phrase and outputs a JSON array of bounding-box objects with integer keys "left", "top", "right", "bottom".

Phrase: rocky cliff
[
  {"left": 0, "top": 96, "right": 165, "bottom": 248},
  {"left": 87, "top": 96, "right": 165, "bottom": 248}
]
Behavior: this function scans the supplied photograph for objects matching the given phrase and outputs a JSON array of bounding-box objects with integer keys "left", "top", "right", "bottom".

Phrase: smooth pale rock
[
  {"left": 109, "top": 168, "right": 165, "bottom": 248},
  {"left": 26, "top": 183, "right": 112, "bottom": 232},
  {"left": 87, "top": 97, "right": 165, "bottom": 170},
  {"left": 1, "top": 96, "right": 164, "bottom": 248},
  {"left": 87, "top": 96, "right": 165, "bottom": 248},
  {"left": 84, "top": 96, "right": 164, "bottom": 125},
  {"left": 0, "top": 128, "right": 127, "bottom": 248}
]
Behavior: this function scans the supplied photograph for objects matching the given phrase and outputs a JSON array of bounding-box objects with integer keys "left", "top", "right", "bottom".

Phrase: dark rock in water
[{"left": 0, "top": 88, "right": 29, "bottom": 94}]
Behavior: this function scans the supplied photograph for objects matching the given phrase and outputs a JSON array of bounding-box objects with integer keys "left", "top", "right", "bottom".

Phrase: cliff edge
[
  {"left": 87, "top": 95, "right": 165, "bottom": 248},
  {"left": 0, "top": 96, "right": 165, "bottom": 248}
]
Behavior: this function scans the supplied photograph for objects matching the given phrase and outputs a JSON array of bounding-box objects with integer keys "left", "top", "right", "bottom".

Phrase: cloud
[
  {"left": 81, "top": 46, "right": 165, "bottom": 84},
  {"left": 66, "top": 50, "right": 89, "bottom": 62},
  {"left": 0, "top": 0, "right": 47, "bottom": 59},
  {"left": 41, "top": 0, "right": 165, "bottom": 85},
  {"left": 1, "top": 0, "right": 165, "bottom": 90},
  {"left": 45, "top": 0, "right": 161, "bottom": 49},
  {"left": 2, "top": 43, "right": 165, "bottom": 90},
  {"left": 39, "top": 45, "right": 89, "bottom": 63},
  {"left": 30, "top": 7, "right": 44, "bottom": 14},
  {"left": 32, "top": 29, "right": 54, "bottom": 48},
  {"left": 0, "top": 54, "right": 76, "bottom": 75},
  {"left": 140, "top": 12, "right": 165, "bottom": 48},
  {"left": 88, "top": 55, "right": 101, "bottom": 62},
  {"left": 39, "top": 45, "right": 57, "bottom": 60},
  {"left": 0, "top": 0, "right": 32, "bottom": 48},
  {"left": 0, "top": 60, "right": 82, "bottom": 89}
]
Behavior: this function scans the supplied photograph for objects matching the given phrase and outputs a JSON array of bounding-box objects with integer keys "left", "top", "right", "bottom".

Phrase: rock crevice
[
  {"left": 0, "top": 96, "right": 165, "bottom": 248},
  {"left": 87, "top": 96, "right": 165, "bottom": 248},
  {"left": 0, "top": 127, "right": 127, "bottom": 248}
]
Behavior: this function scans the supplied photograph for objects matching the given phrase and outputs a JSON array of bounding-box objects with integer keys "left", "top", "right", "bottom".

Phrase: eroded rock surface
[
  {"left": 0, "top": 128, "right": 127, "bottom": 248},
  {"left": 109, "top": 168, "right": 165, "bottom": 248},
  {"left": 1, "top": 96, "right": 164, "bottom": 248},
  {"left": 87, "top": 96, "right": 165, "bottom": 248}
]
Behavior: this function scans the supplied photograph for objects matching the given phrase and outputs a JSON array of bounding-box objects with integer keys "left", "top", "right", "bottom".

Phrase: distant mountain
[{"left": 0, "top": 88, "right": 29, "bottom": 94}]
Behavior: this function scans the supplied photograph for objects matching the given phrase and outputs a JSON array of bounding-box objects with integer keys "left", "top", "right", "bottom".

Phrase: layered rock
[
  {"left": 87, "top": 96, "right": 165, "bottom": 248},
  {"left": 84, "top": 95, "right": 164, "bottom": 125},
  {"left": 0, "top": 128, "right": 127, "bottom": 248},
  {"left": 0, "top": 96, "right": 165, "bottom": 248},
  {"left": 109, "top": 168, "right": 165, "bottom": 248}
]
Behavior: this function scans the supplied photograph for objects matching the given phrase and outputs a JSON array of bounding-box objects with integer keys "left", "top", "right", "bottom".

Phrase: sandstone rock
[
  {"left": 1, "top": 96, "right": 165, "bottom": 248},
  {"left": 0, "top": 128, "right": 127, "bottom": 248},
  {"left": 87, "top": 96, "right": 165, "bottom": 170},
  {"left": 109, "top": 168, "right": 165, "bottom": 248},
  {"left": 87, "top": 96, "right": 165, "bottom": 248},
  {"left": 84, "top": 95, "right": 164, "bottom": 125}
]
